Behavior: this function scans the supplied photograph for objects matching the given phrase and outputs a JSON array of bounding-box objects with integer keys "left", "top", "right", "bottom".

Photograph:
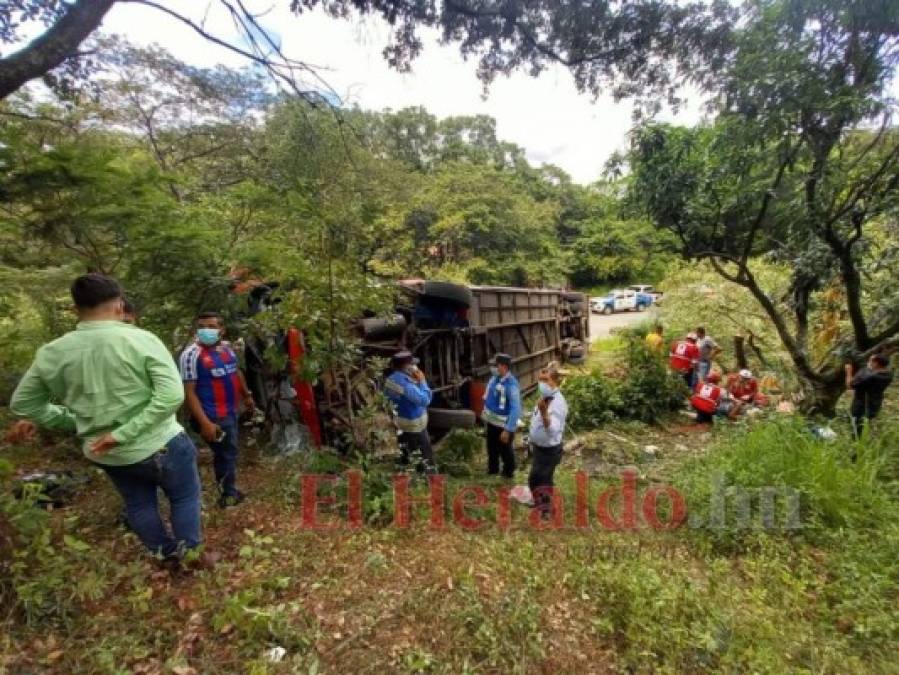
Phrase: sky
[{"left": 98, "top": 1, "right": 706, "bottom": 184}]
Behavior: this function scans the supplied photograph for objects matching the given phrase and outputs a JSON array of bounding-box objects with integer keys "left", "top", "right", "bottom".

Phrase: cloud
[{"left": 100, "top": 1, "right": 702, "bottom": 184}]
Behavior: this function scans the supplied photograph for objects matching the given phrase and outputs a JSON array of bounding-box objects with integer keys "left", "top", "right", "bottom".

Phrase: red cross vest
[
  {"left": 669, "top": 340, "right": 699, "bottom": 372},
  {"left": 691, "top": 382, "right": 723, "bottom": 414}
]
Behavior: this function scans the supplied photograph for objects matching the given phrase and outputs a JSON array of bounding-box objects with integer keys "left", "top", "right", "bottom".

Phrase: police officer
[
  {"left": 385, "top": 351, "right": 436, "bottom": 473},
  {"left": 481, "top": 353, "right": 522, "bottom": 478}
]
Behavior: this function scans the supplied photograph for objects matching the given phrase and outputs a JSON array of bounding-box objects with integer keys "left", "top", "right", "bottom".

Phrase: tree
[
  {"left": 621, "top": 1, "right": 899, "bottom": 414},
  {"left": 2, "top": 0, "right": 734, "bottom": 102}
]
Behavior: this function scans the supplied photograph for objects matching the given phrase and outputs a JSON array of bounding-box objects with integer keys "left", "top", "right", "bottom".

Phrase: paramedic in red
[
  {"left": 179, "top": 312, "right": 254, "bottom": 508},
  {"left": 670, "top": 332, "right": 700, "bottom": 389},
  {"left": 690, "top": 372, "right": 732, "bottom": 424}
]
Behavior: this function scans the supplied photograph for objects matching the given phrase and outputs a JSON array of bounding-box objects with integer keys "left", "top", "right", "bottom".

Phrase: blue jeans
[
  {"left": 101, "top": 432, "right": 202, "bottom": 558},
  {"left": 192, "top": 415, "right": 240, "bottom": 497},
  {"left": 696, "top": 360, "right": 712, "bottom": 383}
]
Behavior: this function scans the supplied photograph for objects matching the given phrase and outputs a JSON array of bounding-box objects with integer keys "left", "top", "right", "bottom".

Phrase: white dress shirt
[{"left": 529, "top": 390, "right": 568, "bottom": 448}]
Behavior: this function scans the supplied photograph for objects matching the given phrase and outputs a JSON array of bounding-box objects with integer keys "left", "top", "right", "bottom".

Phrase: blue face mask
[
  {"left": 197, "top": 327, "right": 221, "bottom": 346},
  {"left": 538, "top": 381, "right": 556, "bottom": 398}
]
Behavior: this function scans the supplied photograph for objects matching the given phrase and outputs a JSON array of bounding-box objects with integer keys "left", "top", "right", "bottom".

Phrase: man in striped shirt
[{"left": 179, "top": 312, "right": 254, "bottom": 507}]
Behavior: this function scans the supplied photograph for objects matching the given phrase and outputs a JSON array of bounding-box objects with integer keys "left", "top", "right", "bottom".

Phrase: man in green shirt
[{"left": 10, "top": 274, "right": 202, "bottom": 562}]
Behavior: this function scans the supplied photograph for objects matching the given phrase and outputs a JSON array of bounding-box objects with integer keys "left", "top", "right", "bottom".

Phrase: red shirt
[{"left": 730, "top": 378, "right": 758, "bottom": 401}]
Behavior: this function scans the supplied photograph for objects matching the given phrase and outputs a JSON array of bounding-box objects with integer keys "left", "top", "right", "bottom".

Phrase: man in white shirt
[
  {"left": 695, "top": 326, "right": 721, "bottom": 383},
  {"left": 528, "top": 362, "right": 568, "bottom": 518}
]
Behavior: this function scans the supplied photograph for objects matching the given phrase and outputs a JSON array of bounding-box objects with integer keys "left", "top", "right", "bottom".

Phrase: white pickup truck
[
  {"left": 590, "top": 289, "right": 653, "bottom": 314},
  {"left": 628, "top": 284, "right": 663, "bottom": 304}
]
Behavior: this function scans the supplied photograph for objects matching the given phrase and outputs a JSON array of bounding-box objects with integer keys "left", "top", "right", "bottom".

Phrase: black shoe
[
  {"left": 218, "top": 490, "right": 246, "bottom": 509},
  {"left": 116, "top": 509, "right": 132, "bottom": 531}
]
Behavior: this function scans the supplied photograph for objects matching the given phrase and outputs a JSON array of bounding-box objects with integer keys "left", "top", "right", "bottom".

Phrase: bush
[
  {"left": 616, "top": 341, "right": 688, "bottom": 423},
  {"left": 435, "top": 428, "right": 481, "bottom": 476},
  {"left": 0, "top": 462, "right": 109, "bottom": 626},
  {"left": 565, "top": 340, "right": 687, "bottom": 428},
  {"left": 565, "top": 371, "right": 621, "bottom": 430}
]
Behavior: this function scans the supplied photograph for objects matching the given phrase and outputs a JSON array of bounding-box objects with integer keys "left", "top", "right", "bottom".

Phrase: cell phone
[{"left": 214, "top": 428, "right": 226, "bottom": 443}]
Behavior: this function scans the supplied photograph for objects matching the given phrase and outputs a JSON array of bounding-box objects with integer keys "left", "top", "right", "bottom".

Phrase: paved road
[{"left": 589, "top": 307, "right": 657, "bottom": 341}]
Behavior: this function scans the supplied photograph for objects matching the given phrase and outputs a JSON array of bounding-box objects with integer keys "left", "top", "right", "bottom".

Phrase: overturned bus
[{"left": 242, "top": 280, "right": 588, "bottom": 448}]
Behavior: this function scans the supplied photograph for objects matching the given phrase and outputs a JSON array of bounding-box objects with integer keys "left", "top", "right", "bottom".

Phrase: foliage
[
  {"left": 566, "top": 340, "right": 687, "bottom": 428},
  {"left": 622, "top": 1, "right": 899, "bottom": 414},
  {"left": 0, "top": 466, "right": 108, "bottom": 626},
  {"left": 0, "top": 36, "right": 678, "bottom": 371},
  {"left": 564, "top": 371, "right": 621, "bottom": 430},
  {"left": 434, "top": 428, "right": 481, "bottom": 477},
  {"left": 1, "top": 0, "right": 735, "bottom": 108},
  {"left": 657, "top": 259, "right": 797, "bottom": 386},
  {"left": 678, "top": 417, "right": 899, "bottom": 545},
  {"left": 616, "top": 341, "right": 689, "bottom": 423}
]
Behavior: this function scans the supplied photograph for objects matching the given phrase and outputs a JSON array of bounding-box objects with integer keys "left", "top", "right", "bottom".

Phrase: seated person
[
  {"left": 690, "top": 372, "right": 733, "bottom": 424},
  {"left": 726, "top": 369, "right": 767, "bottom": 416}
]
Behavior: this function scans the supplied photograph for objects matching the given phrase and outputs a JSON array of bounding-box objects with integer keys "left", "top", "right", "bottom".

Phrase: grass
[{"left": 1, "top": 407, "right": 898, "bottom": 673}]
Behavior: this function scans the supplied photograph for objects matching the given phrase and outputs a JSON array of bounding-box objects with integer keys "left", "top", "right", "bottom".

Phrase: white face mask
[
  {"left": 489, "top": 366, "right": 499, "bottom": 377},
  {"left": 538, "top": 381, "right": 555, "bottom": 398}
]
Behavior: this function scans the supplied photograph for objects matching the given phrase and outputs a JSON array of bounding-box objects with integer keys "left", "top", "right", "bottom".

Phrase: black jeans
[
  {"left": 528, "top": 443, "right": 563, "bottom": 513},
  {"left": 486, "top": 423, "right": 515, "bottom": 478},
  {"left": 399, "top": 429, "right": 436, "bottom": 472},
  {"left": 851, "top": 409, "right": 879, "bottom": 440},
  {"left": 191, "top": 415, "right": 240, "bottom": 497}
]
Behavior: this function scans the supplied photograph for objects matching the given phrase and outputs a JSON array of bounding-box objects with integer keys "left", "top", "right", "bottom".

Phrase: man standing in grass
[
  {"left": 482, "top": 353, "right": 522, "bottom": 479},
  {"left": 385, "top": 351, "right": 436, "bottom": 473},
  {"left": 10, "top": 274, "right": 202, "bottom": 564},
  {"left": 179, "top": 311, "right": 254, "bottom": 507},
  {"left": 695, "top": 326, "right": 721, "bottom": 384},
  {"left": 846, "top": 354, "right": 893, "bottom": 440}
]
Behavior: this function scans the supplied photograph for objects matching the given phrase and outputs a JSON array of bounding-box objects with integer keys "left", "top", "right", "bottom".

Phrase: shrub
[
  {"left": 565, "top": 371, "right": 621, "bottom": 430},
  {"left": 435, "top": 428, "right": 481, "bottom": 476},
  {"left": 615, "top": 340, "right": 688, "bottom": 422},
  {"left": 1, "top": 463, "right": 109, "bottom": 626},
  {"left": 565, "top": 340, "right": 687, "bottom": 428}
]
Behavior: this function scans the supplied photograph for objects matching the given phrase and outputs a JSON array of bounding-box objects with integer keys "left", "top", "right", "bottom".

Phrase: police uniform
[
  {"left": 384, "top": 355, "right": 436, "bottom": 471},
  {"left": 481, "top": 354, "right": 521, "bottom": 478}
]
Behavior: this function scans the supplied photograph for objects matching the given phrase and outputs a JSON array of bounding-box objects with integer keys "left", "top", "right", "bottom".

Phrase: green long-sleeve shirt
[{"left": 10, "top": 320, "right": 184, "bottom": 466}]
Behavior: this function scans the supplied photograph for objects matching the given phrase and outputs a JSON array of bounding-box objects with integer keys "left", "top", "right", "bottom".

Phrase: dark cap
[
  {"left": 491, "top": 353, "right": 512, "bottom": 367},
  {"left": 391, "top": 350, "right": 419, "bottom": 367}
]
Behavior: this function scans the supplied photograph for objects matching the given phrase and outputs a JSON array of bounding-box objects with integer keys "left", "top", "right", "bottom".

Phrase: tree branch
[
  {"left": 0, "top": 0, "right": 117, "bottom": 100},
  {"left": 122, "top": 0, "right": 337, "bottom": 103},
  {"left": 704, "top": 253, "right": 822, "bottom": 383}
]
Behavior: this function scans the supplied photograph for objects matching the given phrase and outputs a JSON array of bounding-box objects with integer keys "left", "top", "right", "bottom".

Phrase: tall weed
[{"left": 677, "top": 417, "right": 899, "bottom": 542}]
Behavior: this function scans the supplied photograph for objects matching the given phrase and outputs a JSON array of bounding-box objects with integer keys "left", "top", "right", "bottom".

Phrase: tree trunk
[
  {"left": 798, "top": 377, "right": 845, "bottom": 418},
  {"left": 0, "top": 0, "right": 117, "bottom": 100},
  {"left": 733, "top": 335, "right": 748, "bottom": 369}
]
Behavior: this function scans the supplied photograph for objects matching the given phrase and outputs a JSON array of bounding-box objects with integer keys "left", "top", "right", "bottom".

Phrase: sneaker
[
  {"left": 183, "top": 549, "right": 220, "bottom": 572},
  {"left": 217, "top": 490, "right": 246, "bottom": 509}
]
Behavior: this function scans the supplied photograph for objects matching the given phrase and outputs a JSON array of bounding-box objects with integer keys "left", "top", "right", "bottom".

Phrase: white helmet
[{"left": 739, "top": 369, "right": 753, "bottom": 379}]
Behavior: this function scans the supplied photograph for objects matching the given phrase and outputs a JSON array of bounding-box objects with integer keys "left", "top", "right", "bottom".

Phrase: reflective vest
[
  {"left": 691, "top": 382, "right": 723, "bottom": 414},
  {"left": 669, "top": 341, "right": 699, "bottom": 372},
  {"left": 481, "top": 373, "right": 520, "bottom": 430}
]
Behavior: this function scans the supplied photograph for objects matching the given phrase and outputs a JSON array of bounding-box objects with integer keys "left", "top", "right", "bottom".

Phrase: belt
[
  {"left": 481, "top": 409, "right": 508, "bottom": 427},
  {"left": 531, "top": 442, "right": 563, "bottom": 451},
  {"left": 396, "top": 413, "right": 428, "bottom": 433}
]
